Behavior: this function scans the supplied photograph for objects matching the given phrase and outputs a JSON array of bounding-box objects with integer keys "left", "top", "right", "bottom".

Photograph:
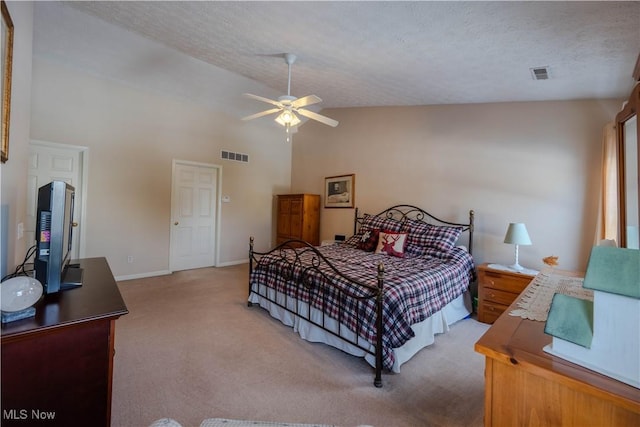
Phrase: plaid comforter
[{"left": 249, "top": 244, "right": 475, "bottom": 370}]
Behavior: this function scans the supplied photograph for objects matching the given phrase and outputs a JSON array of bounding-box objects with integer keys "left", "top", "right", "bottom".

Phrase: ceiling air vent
[{"left": 530, "top": 66, "right": 550, "bottom": 80}]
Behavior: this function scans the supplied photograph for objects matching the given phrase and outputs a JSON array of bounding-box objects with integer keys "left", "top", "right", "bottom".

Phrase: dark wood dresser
[
  {"left": 1, "top": 257, "right": 128, "bottom": 427},
  {"left": 276, "top": 194, "right": 320, "bottom": 246}
]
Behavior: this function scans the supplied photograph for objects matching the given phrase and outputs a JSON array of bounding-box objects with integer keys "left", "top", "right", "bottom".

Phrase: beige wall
[
  {"left": 15, "top": 1, "right": 624, "bottom": 279},
  {"left": 0, "top": 2, "right": 33, "bottom": 278},
  {"left": 292, "top": 100, "right": 621, "bottom": 272},
  {"left": 30, "top": 57, "right": 291, "bottom": 278}
]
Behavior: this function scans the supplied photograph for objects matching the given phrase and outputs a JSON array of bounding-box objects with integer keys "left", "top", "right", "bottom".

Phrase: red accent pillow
[
  {"left": 356, "top": 227, "right": 380, "bottom": 252},
  {"left": 374, "top": 231, "right": 408, "bottom": 257}
]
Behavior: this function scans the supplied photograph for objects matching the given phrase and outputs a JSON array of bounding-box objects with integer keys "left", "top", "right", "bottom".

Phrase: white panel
[
  {"left": 26, "top": 175, "right": 38, "bottom": 215},
  {"left": 199, "top": 171, "right": 214, "bottom": 185},
  {"left": 51, "top": 155, "right": 74, "bottom": 172},
  {"left": 179, "top": 187, "right": 194, "bottom": 218},
  {"left": 198, "top": 188, "right": 212, "bottom": 217},
  {"left": 176, "top": 228, "right": 192, "bottom": 257},
  {"left": 179, "top": 169, "right": 195, "bottom": 183},
  {"left": 197, "top": 226, "right": 212, "bottom": 254},
  {"left": 29, "top": 152, "right": 39, "bottom": 169}
]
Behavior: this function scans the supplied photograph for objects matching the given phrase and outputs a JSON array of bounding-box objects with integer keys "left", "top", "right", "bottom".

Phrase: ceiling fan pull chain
[{"left": 285, "top": 123, "right": 292, "bottom": 143}]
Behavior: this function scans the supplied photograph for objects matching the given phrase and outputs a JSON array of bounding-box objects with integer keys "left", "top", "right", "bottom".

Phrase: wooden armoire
[{"left": 276, "top": 194, "right": 320, "bottom": 246}]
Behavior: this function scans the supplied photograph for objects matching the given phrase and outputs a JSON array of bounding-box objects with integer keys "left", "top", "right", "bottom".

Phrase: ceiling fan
[{"left": 242, "top": 53, "right": 338, "bottom": 141}]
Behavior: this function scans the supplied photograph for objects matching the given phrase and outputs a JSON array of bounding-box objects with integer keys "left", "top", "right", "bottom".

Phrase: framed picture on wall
[
  {"left": 0, "top": 0, "right": 13, "bottom": 164},
  {"left": 324, "top": 174, "right": 355, "bottom": 208}
]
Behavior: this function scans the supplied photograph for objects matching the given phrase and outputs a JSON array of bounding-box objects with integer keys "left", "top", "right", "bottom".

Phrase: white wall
[
  {"left": 30, "top": 57, "right": 291, "bottom": 277},
  {"left": 292, "top": 100, "right": 621, "bottom": 272},
  {"left": 0, "top": 2, "right": 33, "bottom": 278}
]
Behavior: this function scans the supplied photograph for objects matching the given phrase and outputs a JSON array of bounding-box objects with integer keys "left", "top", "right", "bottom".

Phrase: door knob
[
  {"left": 72, "top": 222, "right": 78, "bottom": 227},
  {"left": 174, "top": 222, "right": 179, "bottom": 226}
]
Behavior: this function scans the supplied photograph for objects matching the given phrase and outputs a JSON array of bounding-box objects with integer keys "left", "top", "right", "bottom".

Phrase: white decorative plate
[{"left": 0, "top": 277, "right": 43, "bottom": 312}]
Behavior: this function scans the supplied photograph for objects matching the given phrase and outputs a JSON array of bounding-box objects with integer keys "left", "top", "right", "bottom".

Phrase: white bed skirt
[{"left": 248, "top": 284, "right": 471, "bottom": 373}]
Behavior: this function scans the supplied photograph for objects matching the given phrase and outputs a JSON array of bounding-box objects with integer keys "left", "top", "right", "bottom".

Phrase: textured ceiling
[{"left": 48, "top": 1, "right": 640, "bottom": 109}]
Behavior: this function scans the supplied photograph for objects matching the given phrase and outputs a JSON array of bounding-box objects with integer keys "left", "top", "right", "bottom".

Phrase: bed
[{"left": 248, "top": 205, "right": 475, "bottom": 387}]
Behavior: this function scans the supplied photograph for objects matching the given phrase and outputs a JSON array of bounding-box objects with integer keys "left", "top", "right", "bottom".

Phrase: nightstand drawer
[
  {"left": 477, "top": 263, "right": 536, "bottom": 324},
  {"left": 482, "top": 270, "right": 531, "bottom": 293},
  {"left": 483, "top": 287, "right": 519, "bottom": 306},
  {"left": 480, "top": 301, "right": 509, "bottom": 324}
]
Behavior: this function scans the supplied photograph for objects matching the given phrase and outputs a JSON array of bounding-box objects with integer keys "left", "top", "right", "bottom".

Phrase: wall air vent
[
  {"left": 530, "top": 66, "right": 550, "bottom": 80},
  {"left": 221, "top": 150, "right": 249, "bottom": 163}
]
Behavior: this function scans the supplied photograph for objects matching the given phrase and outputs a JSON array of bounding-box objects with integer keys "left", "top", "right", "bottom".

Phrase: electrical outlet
[
  {"left": 17, "top": 222, "right": 24, "bottom": 240},
  {"left": 127, "top": 255, "right": 134, "bottom": 263}
]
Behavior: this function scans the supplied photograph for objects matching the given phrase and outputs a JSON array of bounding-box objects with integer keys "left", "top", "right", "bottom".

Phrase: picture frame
[
  {"left": 0, "top": 0, "right": 13, "bottom": 164},
  {"left": 324, "top": 174, "right": 355, "bottom": 208}
]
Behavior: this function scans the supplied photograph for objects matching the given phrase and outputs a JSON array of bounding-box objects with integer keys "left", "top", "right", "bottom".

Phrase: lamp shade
[{"left": 504, "top": 223, "right": 532, "bottom": 245}]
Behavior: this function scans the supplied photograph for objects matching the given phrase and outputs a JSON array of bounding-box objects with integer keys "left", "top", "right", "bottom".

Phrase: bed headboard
[{"left": 353, "top": 205, "right": 475, "bottom": 254}]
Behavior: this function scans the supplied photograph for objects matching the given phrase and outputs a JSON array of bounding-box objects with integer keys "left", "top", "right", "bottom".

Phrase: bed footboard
[{"left": 248, "top": 237, "right": 385, "bottom": 387}]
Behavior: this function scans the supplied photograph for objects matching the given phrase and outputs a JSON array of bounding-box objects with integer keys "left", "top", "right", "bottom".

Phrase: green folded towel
[
  {"left": 544, "top": 293, "right": 593, "bottom": 348},
  {"left": 583, "top": 246, "right": 640, "bottom": 299}
]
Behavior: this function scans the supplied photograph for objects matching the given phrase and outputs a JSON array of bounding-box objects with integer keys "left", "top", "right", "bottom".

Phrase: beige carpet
[{"left": 112, "top": 264, "right": 489, "bottom": 427}]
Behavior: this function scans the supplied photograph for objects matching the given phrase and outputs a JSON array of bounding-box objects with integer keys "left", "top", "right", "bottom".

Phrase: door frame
[
  {"left": 29, "top": 139, "right": 89, "bottom": 259},
  {"left": 169, "top": 159, "right": 223, "bottom": 272}
]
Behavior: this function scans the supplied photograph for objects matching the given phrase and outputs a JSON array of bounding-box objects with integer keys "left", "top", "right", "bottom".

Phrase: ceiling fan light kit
[{"left": 242, "top": 53, "right": 338, "bottom": 142}]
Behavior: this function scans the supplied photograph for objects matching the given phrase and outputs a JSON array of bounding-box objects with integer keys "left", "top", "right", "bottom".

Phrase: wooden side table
[
  {"left": 477, "top": 263, "right": 536, "bottom": 324},
  {"left": 475, "top": 268, "right": 640, "bottom": 426}
]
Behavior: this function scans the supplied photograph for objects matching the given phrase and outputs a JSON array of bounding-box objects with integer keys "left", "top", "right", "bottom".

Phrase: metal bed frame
[{"left": 248, "top": 205, "right": 474, "bottom": 387}]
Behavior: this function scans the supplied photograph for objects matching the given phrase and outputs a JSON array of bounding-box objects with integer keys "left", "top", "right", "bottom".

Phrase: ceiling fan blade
[
  {"left": 242, "top": 108, "right": 282, "bottom": 121},
  {"left": 297, "top": 108, "right": 339, "bottom": 127},
  {"left": 243, "top": 93, "right": 281, "bottom": 107},
  {"left": 292, "top": 95, "right": 322, "bottom": 108}
]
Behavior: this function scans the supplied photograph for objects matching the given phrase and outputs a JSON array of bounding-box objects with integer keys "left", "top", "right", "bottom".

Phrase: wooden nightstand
[{"left": 477, "top": 263, "right": 536, "bottom": 324}]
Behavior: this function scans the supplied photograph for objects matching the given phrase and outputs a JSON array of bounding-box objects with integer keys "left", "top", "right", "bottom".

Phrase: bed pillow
[
  {"left": 346, "top": 213, "right": 404, "bottom": 246},
  {"left": 374, "top": 231, "right": 408, "bottom": 257},
  {"left": 361, "top": 213, "right": 403, "bottom": 233},
  {"left": 355, "top": 227, "right": 380, "bottom": 252},
  {"left": 404, "top": 219, "right": 463, "bottom": 256}
]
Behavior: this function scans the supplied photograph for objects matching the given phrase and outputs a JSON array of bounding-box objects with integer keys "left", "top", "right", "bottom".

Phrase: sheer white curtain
[{"left": 594, "top": 121, "right": 618, "bottom": 245}]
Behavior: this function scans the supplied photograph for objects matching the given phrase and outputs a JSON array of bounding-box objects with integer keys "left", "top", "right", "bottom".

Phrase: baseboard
[
  {"left": 216, "top": 259, "right": 249, "bottom": 267},
  {"left": 116, "top": 270, "right": 171, "bottom": 282},
  {"left": 116, "top": 261, "right": 248, "bottom": 281}
]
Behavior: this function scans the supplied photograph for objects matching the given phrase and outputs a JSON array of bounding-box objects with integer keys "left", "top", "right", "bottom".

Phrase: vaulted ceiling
[{"left": 38, "top": 1, "right": 640, "bottom": 111}]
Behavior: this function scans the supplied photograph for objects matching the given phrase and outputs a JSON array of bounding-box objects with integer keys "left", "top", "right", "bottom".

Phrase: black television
[{"left": 34, "top": 181, "right": 83, "bottom": 294}]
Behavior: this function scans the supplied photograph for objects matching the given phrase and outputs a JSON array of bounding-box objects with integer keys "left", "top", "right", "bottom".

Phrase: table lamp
[{"left": 504, "top": 223, "right": 532, "bottom": 271}]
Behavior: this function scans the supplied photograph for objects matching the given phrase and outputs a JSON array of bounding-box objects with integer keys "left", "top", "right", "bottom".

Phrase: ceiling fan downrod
[{"left": 284, "top": 53, "right": 296, "bottom": 97}]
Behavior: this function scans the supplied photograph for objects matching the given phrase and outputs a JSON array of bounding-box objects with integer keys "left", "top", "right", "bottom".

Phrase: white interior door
[
  {"left": 27, "top": 141, "right": 85, "bottom": 260},
  {"left": 170, "top": 161, "right": 220, "bottom": 271}
]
